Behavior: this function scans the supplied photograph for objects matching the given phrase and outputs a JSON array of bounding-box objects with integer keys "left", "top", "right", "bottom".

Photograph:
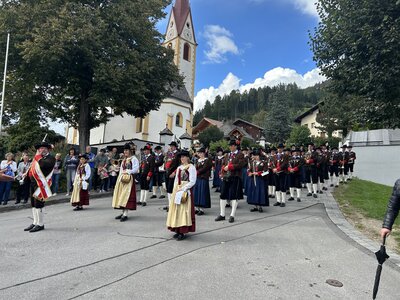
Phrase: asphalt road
[{"left": 0, "top": 190, "right": 399, "bottom": 300}]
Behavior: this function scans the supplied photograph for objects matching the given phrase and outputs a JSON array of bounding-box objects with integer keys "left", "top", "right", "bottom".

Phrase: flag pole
[{"left": 0, "top": 33, "right": 10, "bottom": 136}]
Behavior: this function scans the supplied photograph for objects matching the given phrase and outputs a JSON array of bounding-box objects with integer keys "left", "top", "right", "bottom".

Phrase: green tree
[
  {"left": 287, "top": 125, "right": 312, "bottom": 146},
  {"left": 310, "top": 0, "right": 400, "bottom": 128},
  {"left": 209, "top": 139, "right": 228, "bottom": 154},
  {"left": 198, "top": 126, "right": 224, "bottom": 148},
  {"left": 252, "top": 110, "right": 268, "bottom": 129},
  {"left": 0, "top": 0, "right": 181, "bottom": 152},
  {"left": 264, "top": 86, "right": 292, "bottom": 143}
]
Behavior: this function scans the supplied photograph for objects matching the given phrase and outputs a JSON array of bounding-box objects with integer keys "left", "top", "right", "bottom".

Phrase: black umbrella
[{"left": 372, "top": 235, "right": 390, "bottom": 299}]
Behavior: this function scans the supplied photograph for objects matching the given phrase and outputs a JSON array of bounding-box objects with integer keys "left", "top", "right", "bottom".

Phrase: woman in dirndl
[
  {"left": 166, "top": 150, "right": 197, "bottom": 241},
  {"left": 71, "top": 154, "right": 91, "bottom": 211},
  {"left": 112, "top": 144, "right": 140, "bottom": 222},
  {"left": 246, "top": 149, "right": 269, "bottom": 212},
  {"left": 194, "top": 148, "right": 212, "bottom": 216}
]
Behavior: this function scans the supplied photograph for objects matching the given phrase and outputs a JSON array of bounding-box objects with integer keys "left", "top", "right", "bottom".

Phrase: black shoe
[
  {"left": 120, "top": 216, "right": 128, "bottom": 222},
  {"left": 177, "top": 234, "right": 186, "bottom": 241},
  {"left": 163, "top": 206, "right": 169, "bottom": 211},
  {"left": 198, "top": 211, "right": 205, "bottom": 216},
  {"left": 142, "top": 202, "right": 147, "bottom": 207},
  {"left": 23, "top": 200, "right": 28, "bottom": 204},
  {"left": 313, "top": 194, "right": 318, "bottom": 198},
  {"left": 15, "top": 201, "right": 21, "bottom": 204},
  {"left": 229, "top": 216, "right": 234, "bottom": 223},
  {"left": 159, "top": 195, "right": 166, "bottom": 199},
  {"left": 323, "top": 187, "right": 328, "bottom": 191},
  {"left": 29, "top": 225, "right": 44, "bottom": 233},
  {"left": 24, "top": 224, "right": 35, "bottom": 231},
  {"left": 330, "top": 184, "right": 334, "bottom": 187},
  {"left": 319, "top": 190, "right": 323, "bottom": 194},
  {"left": 258, "top": 207, "right": 263, "bottom": 213},
  {"left": 173, "top": 233, "right": 179, "bottom": 239},
  {"left": 288, "top": 197, "right": 295, "bottom": 201},
  {"left": 73, "top": 206, "right": 83, "bottom": 211},
  {"left": 115, "top": 214, "right": 123, "bottom": 220},
  {"left": 273, "top": 202, "right": 281, "bottom": 206},
  {"left": 3, "top": 202, "right": 7, "bottom": 205},
  {"left": 215, "top": 215, "right": 225, "bottom": 222},
  {"left": 297, "top": 198, "right": 301, "bottom": 202},
  {"left": 150, "top": 195, "right": 157, "bottom": 199},
  {"left": 280, "top": 203, "right": 286, "bottom": 207},
  {"left": 270, "top": 195, "right": 275, "bottom": 199},
  {"left": 195, "top": 209, "right": 199, "bottom": 215},
  {"left": 250, "top": 207, "right": 259, "bottom": 212},
  {"left": 307, "top": 193, "right": 312, "bottom": 197}
]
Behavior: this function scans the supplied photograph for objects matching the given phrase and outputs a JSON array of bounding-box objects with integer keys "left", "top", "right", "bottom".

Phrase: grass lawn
[{"left": 333, "top": 178, "right": 400, "bottom": 252}]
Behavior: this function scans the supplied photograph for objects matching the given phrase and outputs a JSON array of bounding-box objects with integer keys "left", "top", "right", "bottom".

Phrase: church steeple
[{"left": 163, "top": 0, "right": 197, "bottom": 101}]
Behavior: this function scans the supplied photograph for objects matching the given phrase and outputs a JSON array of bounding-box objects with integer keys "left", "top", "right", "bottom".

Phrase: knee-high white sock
[
  {"left": 123, "top": 209, "right": 128, "bottom": 217},
  {"left": 230, "top": 200, "right": 238, "bottom": 217},
  {"left": 296, "top": 188, "right": 301, "bottom": 198},
  {"left": 140, "top": 190, "right": 144, "bottom": 203},
  {"left": 335, "top": 176, "right": 339, "bottom": 186},
  {"left": 276, "top": 191, "right": 281, "bottom": 203},
  {"left": 160, "top": 186, "right": 165, "bottom": 196},
  {"left": 32, "top": 208, "right": 38, "bottom": 225},
  {"left": 268, "top": 186, "right": 272, "bottom": 195},
  {"left": 290, "top": 188, "right": 295, "bottom": 198},
  {"left": 220, "top": 200, "right": 227, "bottom": 217},
  {"left": 306, "top": 183, "right": 312, "bottom": 193},
  {"left": 143, "top": 190, "right": 148, "bottom": 203},
  {"left": 281, "top": 192, "right": 286, "bottom": 203},
  {"left": 37, "top": 208, "right": 44, "bottom": 226},
  {"left": 152, "top": 186, "right": 157, "bottom": 196},
  {"left": 272, "top": 186, "right": 276, "bottom": 195},
  {"left": 330, "top": 176, "right": 334, "bottom": 184},
  {"left": 313, "top": 184, "right": 318, "bottom": 194}
]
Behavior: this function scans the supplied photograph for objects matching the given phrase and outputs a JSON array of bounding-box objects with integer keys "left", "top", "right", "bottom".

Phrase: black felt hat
[{"left": 34, "top": 142, "right": 52, "bottom": 150}]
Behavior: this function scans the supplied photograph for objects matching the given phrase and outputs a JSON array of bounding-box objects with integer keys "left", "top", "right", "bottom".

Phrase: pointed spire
[{"left": 173, "top": 0, "right": 191, "bottom": 35}]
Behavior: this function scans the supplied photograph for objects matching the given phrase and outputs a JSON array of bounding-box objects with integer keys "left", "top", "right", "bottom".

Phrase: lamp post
[{"left": 0, "top": 33, "right": 10, "bottom": 136}]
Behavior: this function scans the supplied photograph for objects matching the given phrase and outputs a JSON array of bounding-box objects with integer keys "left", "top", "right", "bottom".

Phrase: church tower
[{"left": 163, "top": 0, "right": 197, "bottom": 101}]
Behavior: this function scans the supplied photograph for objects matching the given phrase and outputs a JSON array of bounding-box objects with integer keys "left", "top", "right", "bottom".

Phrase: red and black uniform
[
  {"left": 274, "top": 152, "right": 289, "bottom": 192},
  {"left": 165, "top": 150, "right": 180, "bottom": 194},
  {"left": 140, "top": 154, "right": 155, "bottom": 191},
  {"left": 220, "top": 151, "right": 247, "bottom": 200},
  {"left": 194, "top": 157, "right": 213, "bottom": 208},
  {"left": 329, "top": 151, "right": 340, "bottom": 177},
  {"left": 348, "top": 150, "right": 356, "bottom": 173},
  {"left": 153, "top": 152, "right": 165, "bottom": 187},
  {"left": 288, "top": 155, "right": 303, "bottom": 189}
]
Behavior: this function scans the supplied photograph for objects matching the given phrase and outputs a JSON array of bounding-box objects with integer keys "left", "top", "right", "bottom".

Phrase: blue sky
[{"left": 157, "top": 0, "right": 326, "bottom": 111}]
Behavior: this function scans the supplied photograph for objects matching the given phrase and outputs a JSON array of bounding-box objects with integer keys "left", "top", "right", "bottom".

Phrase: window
[
  {"left": 176, "top": 112, "right": 183, "bottom": 127},
  {"left": 183, "top": 43, "right": 190, "bottom": 61},
  {"left": 186, "top": 22, "right": 190, "bottom": 28}
]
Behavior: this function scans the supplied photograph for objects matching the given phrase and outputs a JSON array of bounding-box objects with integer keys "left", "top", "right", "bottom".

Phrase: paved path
[{"left": 0, "top": 188, "right": 399, "bottom": 300}]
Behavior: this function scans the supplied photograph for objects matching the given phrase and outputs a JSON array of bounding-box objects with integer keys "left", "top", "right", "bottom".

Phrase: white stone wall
[{"left": 353, "top": 145, "right": 400, "bottom": 186}]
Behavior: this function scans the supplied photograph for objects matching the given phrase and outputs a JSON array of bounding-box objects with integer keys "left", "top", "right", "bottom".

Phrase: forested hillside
[{"left": 193, "top": 82, "right": 327, "bottom": 127}]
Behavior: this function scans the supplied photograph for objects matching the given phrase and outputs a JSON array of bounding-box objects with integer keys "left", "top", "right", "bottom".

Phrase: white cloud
[
  {"left": 194, "top": 67, "right": 326, "bottom": 111},
  {"left": 203, "top": 25, "right": 240, "bottom": 64}
]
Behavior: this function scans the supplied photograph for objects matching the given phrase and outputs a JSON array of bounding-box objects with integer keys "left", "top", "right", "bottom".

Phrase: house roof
[
  {"left": 159, "top": 126, "right": 173, "bottom": 136},
  {"left": 345, "top": 129, "right": 400, "bottom": 146},
  {"left": 192, "top": 117, "right": 223, "bottom": 135},
  {"left": 233, "top": 118, "right": 264, "bottom": 130},
  {"left": 227, "top": 126, "right": 254, "bottom": 141},
  {"left": 294, "top": 102, "right": 324, "bottom": 123},
  {"left": 179, "top": 131, "right": 192, "bottom": 140}
]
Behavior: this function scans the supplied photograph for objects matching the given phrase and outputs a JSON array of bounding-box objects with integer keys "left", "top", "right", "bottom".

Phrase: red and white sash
[{"left": 30, "top": 155, "right": 53, "bottom": 200}]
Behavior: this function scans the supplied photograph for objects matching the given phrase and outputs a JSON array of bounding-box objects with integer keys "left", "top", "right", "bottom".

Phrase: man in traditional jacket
[
  {"left": 164, "top": 141, "right": 180, "bottom": 211},
  {"left": 347, "top": 145, "right": 356, "bottom": 180},
  {"left": 138, "top": 144, "right": 155, "bottom": 206},
  {"left": 24, "top": 142, "right": 56, "bottom": 233},
  {"left": 215, "top": 139, "right": 247, "bottom": 223},
  {"left": 151, "top": 145, "right": 166, "bottom": 199}
]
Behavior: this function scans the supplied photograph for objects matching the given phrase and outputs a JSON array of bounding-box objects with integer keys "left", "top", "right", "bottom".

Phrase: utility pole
[{"left": 0, "top": 33, "right": 10, "bottom": 136}]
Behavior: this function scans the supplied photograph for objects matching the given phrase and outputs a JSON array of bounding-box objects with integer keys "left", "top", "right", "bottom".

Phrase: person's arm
[
  {"left": 83, "top": 164, "right": 91, "bottom": 180},
  {"left": 181, "top": 165, "right": 197, "bottom": 191},
  {"left": 381, "top": 179, "right": 400, "bottom": 238},
  {"left": 125, "top": 157, "right": 139, "bottom": 175}
]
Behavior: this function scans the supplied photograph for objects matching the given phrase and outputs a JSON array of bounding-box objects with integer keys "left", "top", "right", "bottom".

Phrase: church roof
[
  {"left": 170, "top": 85, "right": 192, "bottom": 104},
  {"left": 173, "top": 0, "right": 191, "bottom": 35}
]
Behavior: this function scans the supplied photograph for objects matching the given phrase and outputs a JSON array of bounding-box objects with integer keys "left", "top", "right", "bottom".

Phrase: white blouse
[
  {"left": 173, "top": 164, "right": 197, "bottom": 192},
  {"left": 122, "top": 156, "right": 139, "bottom": 175}
]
